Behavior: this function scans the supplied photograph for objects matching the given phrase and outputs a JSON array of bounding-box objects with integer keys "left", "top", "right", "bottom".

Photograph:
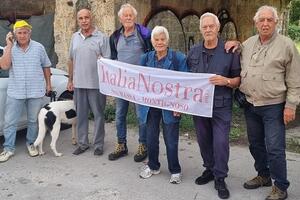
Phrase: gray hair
[
  {"left": 151, "top": 26, "right": 170, "bottom": 42},
  {"left": 118, "top": 3, "right": 137, "bottom": 18},
  {"left": 253, "top": 5, "right": 279, "bottom": 23},
  {"left": 199, "top": 12, "right": 220, "bottom": 29}
]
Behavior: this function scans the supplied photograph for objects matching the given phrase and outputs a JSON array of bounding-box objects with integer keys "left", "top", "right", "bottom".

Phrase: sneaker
[
  {"left": 243, "top": 176, "right": 272, "bottom": 189},
  {"left": 170, "top": 173, "right": 182, "bottom": 184},
  {"left": 134, "top": 143, "right": 147, "bottom": 162},
  {"left": 195, "top": 169, "right": 214, "bottom": 185},
  {"left": 0, "top": 151, "right": 14, "bottom": 162},
  {"left": 73, "top": 146, "right": 89, "bottom": 155},
  {"left": 27, "top": 144, "right": 39, "bottom": 157},
  {"left": 265, "top": 186, "right": 288, "bottom": 200},
  {"left": 108, "top": 143, "right": 128, "bottom": 161},
  {"left": 215, "top": 178, "right": 230, "bottom": 199},
  {"left": 139, "top": 165, "right": 160, "bottom": 179}
]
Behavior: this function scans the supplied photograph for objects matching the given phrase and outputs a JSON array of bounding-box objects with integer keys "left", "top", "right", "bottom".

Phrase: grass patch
[
  {"left": 104, "top": 99, "right": 247, "bottom": 144},
  {"left": 286, "top": 138, "right": 300, "bottom": 154}
]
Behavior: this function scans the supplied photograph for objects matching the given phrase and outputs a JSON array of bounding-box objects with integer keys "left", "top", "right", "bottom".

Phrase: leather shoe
[
  {"left": 195, "top": 169, "right": 214, "bottom": 185},
  {"left": 215, "top": 178, "right": 230, "bottom": 199},
  {"left": 94, "top": 148, "right": 103, "bottom": 156},
  {"left": 73, "top": 147, "right": 89, "bottom": 155}
]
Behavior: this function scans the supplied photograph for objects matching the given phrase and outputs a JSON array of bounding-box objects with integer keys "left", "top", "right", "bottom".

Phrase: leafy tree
[{"left": 290, "top": 0, "right": 300, "bottom": 25}]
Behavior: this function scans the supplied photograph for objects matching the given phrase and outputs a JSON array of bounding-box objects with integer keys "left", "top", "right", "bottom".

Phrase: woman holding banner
[{"left": 138, "top": 26, "right": 188, "bottom": 184}]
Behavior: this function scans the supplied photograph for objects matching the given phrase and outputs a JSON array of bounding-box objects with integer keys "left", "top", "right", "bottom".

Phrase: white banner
[{"left": 97, "top": 58, "right": 215, "bottom": 117}]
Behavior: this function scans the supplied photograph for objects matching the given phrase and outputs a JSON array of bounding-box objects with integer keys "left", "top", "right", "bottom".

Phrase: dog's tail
[{"left": 34, "top": 108, "right": 48, "bottom": 147}]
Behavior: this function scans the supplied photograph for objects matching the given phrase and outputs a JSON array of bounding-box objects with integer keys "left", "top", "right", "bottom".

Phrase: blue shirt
[
  {"left": 8, "top": 40, "right": 51, "bottom": 99},
  {"left": 138, "top": 49, "right": 188, "bottom": 124},
  {"left": 187, "top": 39, "right": 241, "bottom": 120},
  {"left": 116, "top": 28, "right": 144, "bottom": 65}
]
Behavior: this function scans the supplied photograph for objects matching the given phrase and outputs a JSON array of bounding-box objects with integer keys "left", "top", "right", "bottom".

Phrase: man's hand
[
  {"left": 224, "top": 40, "right": 240, "bottom": 53},
  {"left": 284, "top": 107, "right": 296, "bottom": 125},
  {"left": 6, "top": 32, "right": 14, "bottom": 47},
  {"left": 173, "top": 111, "right": 181, "bottom": 117},
  {"left": 209, "top": 75, "right": 228, "bottom": 86},
  {"left": 67, "top": 81, "right": 74, "bottom": 91}
]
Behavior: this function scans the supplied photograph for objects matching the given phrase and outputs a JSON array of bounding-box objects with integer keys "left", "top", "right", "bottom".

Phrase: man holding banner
[
  {"left": 187, "top": 13, "right": 241, "bottom": 199},
  {"left": 108, "top": 3, "right": 152, "bottom": 162}
]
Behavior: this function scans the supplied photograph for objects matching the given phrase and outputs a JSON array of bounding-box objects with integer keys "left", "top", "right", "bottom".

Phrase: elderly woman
[{"left": 138, "top": 26, "right": 188, "bottom": 184}]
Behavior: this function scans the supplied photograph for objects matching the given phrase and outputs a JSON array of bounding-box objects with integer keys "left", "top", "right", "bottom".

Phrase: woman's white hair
[
  {"left": 14, "top": 27, "right": 32, "bottom": 34},
  {"left": 199, "top": 12, "right": 220, "bottom": 28},
  {"left": 151, "top": 26, "right": 169, "bottom": 42},
  {"left": 253, "top": 5, "right": 279, "bottom": 23},
  {"left": 118, "top": 3, "right": 137, "bottom": 17}
]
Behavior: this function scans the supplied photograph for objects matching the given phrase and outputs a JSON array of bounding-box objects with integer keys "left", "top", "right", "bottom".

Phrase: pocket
[{"left": 261, "top": 73, "right": 286, "bottom": 97}]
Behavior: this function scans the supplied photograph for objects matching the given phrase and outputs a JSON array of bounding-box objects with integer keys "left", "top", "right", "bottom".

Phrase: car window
[{"left": 0, "top": 69, "right": 9, "bottom": 78}]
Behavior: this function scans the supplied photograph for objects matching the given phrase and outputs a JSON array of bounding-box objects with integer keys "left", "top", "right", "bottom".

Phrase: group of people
[{"left": 0, "top": 3, "right": 299, "bottom": 200}]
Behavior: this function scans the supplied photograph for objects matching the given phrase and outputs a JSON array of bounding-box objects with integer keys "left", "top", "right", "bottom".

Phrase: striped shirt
[{"left": 8, "top": 40, "right": 51, "bottom": 99}]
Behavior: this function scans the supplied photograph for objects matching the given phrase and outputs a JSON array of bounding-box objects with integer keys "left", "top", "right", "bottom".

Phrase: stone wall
[
  {"left": 54, "top": 0, "right": 115, "bottom": 70},
  {"left": 53, "top": 0, "right": 291, "bottom": 69}
]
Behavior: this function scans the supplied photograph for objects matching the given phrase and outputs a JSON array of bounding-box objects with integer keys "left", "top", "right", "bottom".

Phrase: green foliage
[
  {"left": 104, "top": 103, "right": 116, "bottom": 123},
  {"left": 290, "top": 0, "right": 300, "bottom": 25},
  {"left": 288, "top": 24, "right": 300, "bottom": 41}
]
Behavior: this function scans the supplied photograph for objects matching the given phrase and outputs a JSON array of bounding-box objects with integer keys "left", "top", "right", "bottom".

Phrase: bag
[{"left": 234, "top": 88, "right": 247, "bottom": 108}]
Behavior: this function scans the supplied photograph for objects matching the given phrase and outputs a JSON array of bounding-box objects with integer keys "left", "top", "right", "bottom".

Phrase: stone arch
[
  {"left": 145, "top": 8, "right": 185, "bottom": 52},
  {"left": 217, "top": 9, "right": 237, "bottom": 40}
]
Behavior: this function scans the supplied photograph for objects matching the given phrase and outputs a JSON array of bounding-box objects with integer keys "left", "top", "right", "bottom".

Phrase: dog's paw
[
  {"left": 39, "top": 152, "right": 45, "bottom": 156},
  {"left": 55, "top": 153, "right": 63, "bottom": 157}
]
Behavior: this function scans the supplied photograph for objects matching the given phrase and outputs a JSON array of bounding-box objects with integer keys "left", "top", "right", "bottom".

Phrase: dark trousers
[
  {"left": 147, "top": 108, "right": 181, "bottom": 174},
  {"left": 244, "top": 103, "right": 289, "bottom": 191},
  {"left": 193, "top": 113, "right": 230, "bottom": 178}
]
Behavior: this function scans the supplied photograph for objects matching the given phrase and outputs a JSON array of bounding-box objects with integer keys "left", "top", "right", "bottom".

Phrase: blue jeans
[
  {"left": 3, "top": 96, "right": 44, "bottom": 152},
  {"left": 146, "top": 108, "right": 181, "bottom": 174},
  {"left": 244, "top": 102, "right": 289, "bottom": 191},
  {"left": 115, "top": 98, "right": 146, "bottom": 144}
]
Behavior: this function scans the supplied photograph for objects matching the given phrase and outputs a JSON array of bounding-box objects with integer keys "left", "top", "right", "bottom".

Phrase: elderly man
[
  {"left": 0, "top": 20, "right": 52, "bottom": 162},
  {"left": 236, "top": 6, "right": 300, "bottom": 200},
  {"left": 68, "top": 8, "right": 110, "bottom": 156},
  {"left": 187, "top": 13, "right": 241, "bottom": 199},
  {"left": 108, "top": 3, "right": 152, "bottom": 162}
]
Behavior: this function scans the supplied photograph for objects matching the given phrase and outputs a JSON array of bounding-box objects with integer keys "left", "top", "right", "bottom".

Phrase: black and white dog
[{"left": 34, "top": 100, "right": 77, "bottom": 157}]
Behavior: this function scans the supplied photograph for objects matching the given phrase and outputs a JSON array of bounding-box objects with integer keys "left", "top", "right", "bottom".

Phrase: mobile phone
[{"left": 8, "top": 31, "right": 14, "bottom": 43}]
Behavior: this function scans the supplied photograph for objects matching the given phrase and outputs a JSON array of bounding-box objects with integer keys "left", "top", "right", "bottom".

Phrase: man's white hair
[
  {"left": 118, "top": 3, "right": 137, "bottom": 17},
  {"left": 199, "top": 12, "right": 220, "bottom": 29},
  {"left": 253, "top": 5, "right": 279, "bottom": 23},
  {"left": 151, "top": 26, "right": 169, "bottom": 42},
  {"left": 13, "top": 27, "right": 32, "bottom": 34}
]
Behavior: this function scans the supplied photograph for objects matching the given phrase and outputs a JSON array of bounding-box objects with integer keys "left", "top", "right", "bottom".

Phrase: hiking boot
[
  {"left": 0, "top": 150, "right": 14, "bottom": 162},
  {"left": 170, "top": 173, "right": 182, "bottom": 184},
  {"left": 195, "top": 169, "right": 214, "bottom": 185},
  {"left": 265, "top": 186, "right": 288, "bottom": 200},
  {"left": 134, "top": 143, "right": 147, "bottom": 162},
  {"left": 27, "top": 144, "right": 39, "bottom": 157},
  {"left": 214, "top": 178, "right": 230, "bottom": 199},
  {"left": 244, "top": 176, "right": 272, "bottom": 189},
  {"left": 108, "top": 143, "right": 128, "bottom": 161},
  {"left": 139, "top": 165, "right": 160, "bottom": 179}
]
